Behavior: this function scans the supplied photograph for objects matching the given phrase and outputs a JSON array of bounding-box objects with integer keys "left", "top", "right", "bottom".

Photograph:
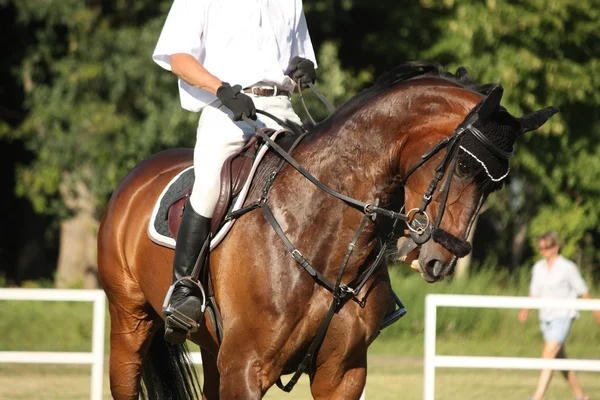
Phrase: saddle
[
  {"left": 148, "top": 128, "right": 283, "bottom": 249},
  {"left": 170, "top": 136, "right": 258, "bottom": 237}
]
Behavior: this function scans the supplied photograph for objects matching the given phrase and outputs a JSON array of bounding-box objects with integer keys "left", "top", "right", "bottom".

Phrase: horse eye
[{"left": 455, "top": 162, "right": 471, "bottom": 178}]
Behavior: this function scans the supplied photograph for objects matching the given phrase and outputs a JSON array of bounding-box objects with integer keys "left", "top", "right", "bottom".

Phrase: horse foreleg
[
  {"left": 309, "top": 354, "right": 367, "bottom": 400},
  {"left": 217, "top": 358, "right": 264, "bottom": 399},
  {"left": 107, "top": 301, "right": 155, "bottom": 400},
  {"left": 216, "top": 335, "right": 272, "bottom": 399},
  {"left": 200, "top": 347, "right": 220, "bottom": 399}
]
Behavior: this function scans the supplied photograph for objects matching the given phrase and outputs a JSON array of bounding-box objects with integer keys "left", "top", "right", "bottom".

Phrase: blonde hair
[{"left": 537, "top": 231, "right": 561, "bottom": 249}]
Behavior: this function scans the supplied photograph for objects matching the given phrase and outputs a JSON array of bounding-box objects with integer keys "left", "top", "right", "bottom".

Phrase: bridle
[
  {"left": 231, "top": 81, "right": 511, "bottom": 392},
  {"left": 241, "top": 106, "right": 507, "bottom": 255}
]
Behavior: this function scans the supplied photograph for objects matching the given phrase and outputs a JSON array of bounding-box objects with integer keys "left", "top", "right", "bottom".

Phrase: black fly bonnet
[
  {"left": 400, "top": 83, "right": 559, "bottom": 255},
  {"left": 458, "top": 86, "right": 522, "bottom": 184}
]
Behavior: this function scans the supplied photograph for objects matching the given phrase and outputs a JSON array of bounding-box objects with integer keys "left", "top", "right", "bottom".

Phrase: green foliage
[
  {"left": 3, "top": 0, "right": 600, "bottom": 276},
  {"left": 5, "top": 1, "right": 197, "bottom": 216},
  {"left": 421, "top": 0, "right": 600, "bottom": 272}
]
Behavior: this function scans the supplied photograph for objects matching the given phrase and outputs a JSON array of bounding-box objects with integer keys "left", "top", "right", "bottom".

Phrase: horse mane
[
  {"left": 284, "top": 62, "right": 497, "bottom": 137},
  {"left": 278, "top": 62, "right": 506, "bottom": 196}
]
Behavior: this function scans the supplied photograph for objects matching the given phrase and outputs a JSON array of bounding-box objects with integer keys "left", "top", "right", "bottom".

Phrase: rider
[{"left": 153, "top": 0, "right": 317, "bottom": 343}]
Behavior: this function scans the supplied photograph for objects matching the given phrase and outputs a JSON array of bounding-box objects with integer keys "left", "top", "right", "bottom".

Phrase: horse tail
[{"left": 141, "top": 332, "right": 202, "bottom": 400}]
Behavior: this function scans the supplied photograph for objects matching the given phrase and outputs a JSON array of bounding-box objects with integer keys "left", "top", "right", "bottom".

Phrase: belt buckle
[{"left": 254, "top": 86, "right": 277, "bottom": 97}]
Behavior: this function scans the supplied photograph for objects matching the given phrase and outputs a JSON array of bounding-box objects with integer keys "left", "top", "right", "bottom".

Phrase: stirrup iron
[
  {"left": 162, "top": 277, "right": 207, "bottom": 333},
  {"left": 380, "top": 290, "right": 407, "bottom": 330}
]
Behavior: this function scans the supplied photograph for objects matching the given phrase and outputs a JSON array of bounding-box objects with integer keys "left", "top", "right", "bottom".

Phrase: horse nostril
[{"left": 426, "top": 259, "right": 444, "bottom": 277}]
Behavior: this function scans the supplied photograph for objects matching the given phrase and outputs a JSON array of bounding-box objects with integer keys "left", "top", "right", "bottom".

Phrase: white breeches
[{"left": 189, "top": 94, "right": 301, "bottom": 218}]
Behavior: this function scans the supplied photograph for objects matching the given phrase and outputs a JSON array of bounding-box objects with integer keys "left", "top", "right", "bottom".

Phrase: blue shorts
[{"left": 540, "top": 318, "right": 573, "bottom": 344}]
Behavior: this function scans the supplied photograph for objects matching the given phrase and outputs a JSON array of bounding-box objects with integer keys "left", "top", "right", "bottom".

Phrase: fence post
[
  {"left": 424, "top": 295, "right": 437, "bottom": 400},
  {"left": 91, "top": 291, "right": 106, "bottom": 400},
  {"left": 0, "top": 289, "right": 106, "bottom": 400}
]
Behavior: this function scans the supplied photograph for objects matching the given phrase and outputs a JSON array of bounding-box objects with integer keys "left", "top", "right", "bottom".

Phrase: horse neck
[
  {"left": 297, "top": 85, "right": 424, "bottom": 207},
  {"left": 268, "top": 91, "right": 416, "bottom": 277},
  {"left": 269, "top": 80, "right": 477, "bottom": 278}
]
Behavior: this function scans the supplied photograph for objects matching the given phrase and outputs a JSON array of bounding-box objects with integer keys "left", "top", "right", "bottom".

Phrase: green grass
[
  {"left": 1, "top": 266, "right": 599, "bottom": 358},
  {"left": 0, "top": 301, "right": 103, "bottom": 352},
  {"left": 1, "top": 267, "right": 599, "bottom": 399}
]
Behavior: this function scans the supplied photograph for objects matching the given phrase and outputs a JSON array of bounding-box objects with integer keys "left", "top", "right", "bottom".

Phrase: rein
[{"left": 224, "top": 80, "right": 500, "bottom": 391}]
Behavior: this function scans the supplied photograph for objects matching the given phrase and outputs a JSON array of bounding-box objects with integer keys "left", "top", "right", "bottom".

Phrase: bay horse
[{"left": 98, "top": 63, "right": 557, "bottom": 399}]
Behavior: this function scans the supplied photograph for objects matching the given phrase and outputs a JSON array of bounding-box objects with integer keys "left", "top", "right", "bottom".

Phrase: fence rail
[
  {"left": 0, "top": 289, "right": 106, "bottom": 400},
  {"left": 0, "top": 289, "right": 368, "bottom": 399},
  {"left": 424, "top": 294, "right": 600, "bottom": 400}
]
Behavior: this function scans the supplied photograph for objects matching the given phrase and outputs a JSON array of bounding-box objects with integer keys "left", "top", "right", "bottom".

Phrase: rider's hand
[
  {"left": 289, "top": 56, "right": 316, "bottom": 88},
  {"left": 216, "top": 82, "right": 257, "bottom": 121}
]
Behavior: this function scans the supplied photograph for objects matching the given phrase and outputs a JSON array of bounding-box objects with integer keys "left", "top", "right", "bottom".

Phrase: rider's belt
[{"left": 243, "top": 87, "right": 290, "bottom": 97}]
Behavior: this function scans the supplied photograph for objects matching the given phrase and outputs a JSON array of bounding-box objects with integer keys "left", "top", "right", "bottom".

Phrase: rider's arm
[
  {"left": 519, "top": 263, "right": 540, "bottom": 321},
  {"left": 170, "top": 54, "right": 222, "bottom": 95},
  {"left": 289, "top": 5, "right": 317, "bottom": 68}
]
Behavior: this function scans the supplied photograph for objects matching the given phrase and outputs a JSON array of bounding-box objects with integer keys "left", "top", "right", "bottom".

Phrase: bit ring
[{"left": 405, "top": 208, "right": 430, "bottom": 235}]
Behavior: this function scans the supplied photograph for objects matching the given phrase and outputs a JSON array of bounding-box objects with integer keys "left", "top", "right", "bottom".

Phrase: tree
[
  {"left": 4, "top": 0, "right": 599, "bottom": 284},
  {"left": 423, "top": 0, "right": 600, "bottom": 275},
  {"left": 3, "top": 0, "right": 370, "bottom": 286},
  {"left": 4, "top": 0, "right": 198, "bottom": 286}
]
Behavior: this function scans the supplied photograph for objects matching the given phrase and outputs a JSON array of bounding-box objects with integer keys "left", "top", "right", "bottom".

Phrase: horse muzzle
[{"left": 397, "top": 228, "right": 471, "bottom": 283}]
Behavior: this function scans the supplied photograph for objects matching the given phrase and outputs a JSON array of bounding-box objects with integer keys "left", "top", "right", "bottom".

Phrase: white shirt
[
  {"left": 153, "top": 0, "right": 317, "bottom": 112},
  {"left": 529, "top": 255, "right": 589, "bottom": 321}
]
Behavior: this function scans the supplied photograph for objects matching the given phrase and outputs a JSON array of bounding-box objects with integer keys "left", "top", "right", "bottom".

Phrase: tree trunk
[
  {"left": 55, "top": 213, "right": 99, "bottom": 288},
  {"left": 510, "top": 222, "right": 528, "bottom": 273},
  {"left": 55, "top": 176, "right": 99, "bottom": 289}
]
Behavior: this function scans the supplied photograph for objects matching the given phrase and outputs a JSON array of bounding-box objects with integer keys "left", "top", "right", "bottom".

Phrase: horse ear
[
  {"left": 476, "top": 85, "right": 504, "bottom": 122},
  {"left": 517, "top": 106, "right": 560, "bottom": 135},
  {"left": 455, "top": 66, "right": 469, "bottom": 79}
]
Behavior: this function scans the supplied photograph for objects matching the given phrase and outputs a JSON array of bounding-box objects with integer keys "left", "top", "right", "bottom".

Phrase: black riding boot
[{"left": 163, "top": 201, "right": 211, "bottom": 344}]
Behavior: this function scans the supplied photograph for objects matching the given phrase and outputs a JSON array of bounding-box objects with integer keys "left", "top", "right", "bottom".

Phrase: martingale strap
[
  {"left": 276, "top": 211, "right": 373, "bottom": 392},
  {"left": 260, "top": 202, "right": 335, "bottom": 293}
]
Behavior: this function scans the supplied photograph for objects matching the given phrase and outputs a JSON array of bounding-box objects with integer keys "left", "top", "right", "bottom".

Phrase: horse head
[{"left": 389, "top": 72, "right": 558, "bottom": 282}]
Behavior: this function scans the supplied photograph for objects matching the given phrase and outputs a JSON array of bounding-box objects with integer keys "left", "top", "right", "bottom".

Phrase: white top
[
  {"left": 153, "top": 0, "right": 317, "bottom": 112},
  {"left": 529, "top": 255, "right": 589, "bottom": 321}
]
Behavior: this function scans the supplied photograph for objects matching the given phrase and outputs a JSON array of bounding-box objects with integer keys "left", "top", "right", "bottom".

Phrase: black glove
[
  {"left": 289, "top": 56, "right": 316, "bottom": 88},
  {"left": 216, "top": 82, "right": 257, "bottom": 121}
]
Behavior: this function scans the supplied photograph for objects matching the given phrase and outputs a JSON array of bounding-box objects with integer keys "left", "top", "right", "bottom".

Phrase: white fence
[
  {"left": 424, "top": 294, "right": 600, "bottom": 400},
  {"left": 0, "top": 289, "right": 106, "bottom": 400},
  {"left": 0, "top": 289, "right": 368, "bottom": 400}
]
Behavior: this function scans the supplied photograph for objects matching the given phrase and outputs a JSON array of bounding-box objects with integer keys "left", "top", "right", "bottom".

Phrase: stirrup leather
[{"left": 162, "top": 277, "right": 207, "bottom": 333}]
